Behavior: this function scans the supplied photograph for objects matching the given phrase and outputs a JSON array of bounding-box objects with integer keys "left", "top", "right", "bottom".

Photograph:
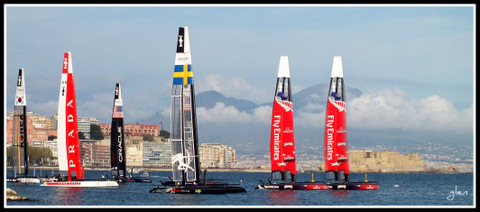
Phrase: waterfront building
[
  {"left": 99, "top": 123, "right": 159, "bottom": 137},
  {"left": 6, "top": 111, "right": 57, "bottom": 145},
  {"left": 199, "top": 143, "right": 236, "bottom": 169},
  {"left": 77, "top": 117, "right": 99, "bottom": 139},
  {"left": 142, "top": 140, "right": 172, "bottom": 168},
  {"left": 80, "top": 139, "right": 110, "bottom": 168},
  {"left": 348, "top": 150, "right": 426, "bottom": 172}
]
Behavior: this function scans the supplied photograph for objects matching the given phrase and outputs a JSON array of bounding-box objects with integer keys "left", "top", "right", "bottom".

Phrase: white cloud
[
  {"left": 347, "top": 88, "right": 473, "bottom": 133},
  {"left": 198, "top": 74, "right": 270, "bottom": 104},
  {"left": 197, "top": 102, "right": 271, "bottom": 125}
]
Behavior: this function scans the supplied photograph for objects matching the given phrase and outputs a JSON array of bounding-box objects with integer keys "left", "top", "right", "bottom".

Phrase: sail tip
[
  {"left": 277, "top": 56, "right": 290, "bottom": 78},
  {"left": 331, "top": 56, "right": 343, "bottom": 78}
]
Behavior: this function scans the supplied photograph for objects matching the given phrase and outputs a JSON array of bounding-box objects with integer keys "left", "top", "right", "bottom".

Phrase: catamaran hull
[
  {"left": 257, "top": 182, "right": 378, "bottom": 190},
  {"left": 150, "top": 185, "right": 246, "bottom": 194},
  {"left": 41, "top": 181, "right": 119, "bottom": 187},
  {"left": 7, "top": 178, "right": 42, "bottom": 183}
]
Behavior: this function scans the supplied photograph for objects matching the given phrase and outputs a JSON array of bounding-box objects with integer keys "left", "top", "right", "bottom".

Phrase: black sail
[{"left": 111, "top": 83, "right": 126, "bottom": 180}]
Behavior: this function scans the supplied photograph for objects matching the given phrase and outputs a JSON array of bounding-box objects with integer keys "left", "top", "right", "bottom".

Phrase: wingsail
[
  {"left": 324, "top": 56, "right": 349, "bottom": 183},
  {"left": 57, "top": 52, "right": 83, "bottom": 181},
  {"left": 270, "top": 56, "right": 296, "bottom": 183},
  {"left": 170, "top": 26, "right": 201, "bottom": 185},
  {"left": 111, "top": 83, "right": 126, "bottom": 180},
  {"left": 12, "top": 68, "right": 28, "bottom": 176}
]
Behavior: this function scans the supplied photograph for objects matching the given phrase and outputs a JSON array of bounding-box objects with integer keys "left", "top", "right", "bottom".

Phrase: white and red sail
[
  {"left": 324, "top": 56, "right": 349, "bottom": 183},
  {"left": 57, "top": 52, "right": 83, "bottom": 181},
  {"left": 270, "top": 56, "right": 296, "bottom": 182}
]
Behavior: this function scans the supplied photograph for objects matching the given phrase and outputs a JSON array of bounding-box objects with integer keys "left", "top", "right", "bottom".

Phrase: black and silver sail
[{"left": 170, "top": 26, "right": 201, "bottom": 185}]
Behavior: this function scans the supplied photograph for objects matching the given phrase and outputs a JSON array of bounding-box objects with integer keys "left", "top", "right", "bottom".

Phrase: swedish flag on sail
[{"left": 173, "top": 64, "right": 193, "bottom": 85}]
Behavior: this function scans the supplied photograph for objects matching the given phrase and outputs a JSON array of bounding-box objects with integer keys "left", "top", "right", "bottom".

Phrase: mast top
[
  {"left": 277, "top": 56, "right": 290, "bottom": 78},
  {"left": 331, "top": 56, "right": 343, "bottom": 78}
]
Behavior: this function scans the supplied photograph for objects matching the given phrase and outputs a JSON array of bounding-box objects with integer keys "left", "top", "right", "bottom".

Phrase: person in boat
[
  {"left": 277, "top": 92, "right": 288, "bottom": 100},
  {"left": 331, "top": 92, "right": 341, "bottom": 100}
]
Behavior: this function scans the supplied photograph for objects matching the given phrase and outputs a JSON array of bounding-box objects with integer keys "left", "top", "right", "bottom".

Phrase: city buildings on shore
[{"left": 99, "top": 123, "right": 159, "bottom": 137}]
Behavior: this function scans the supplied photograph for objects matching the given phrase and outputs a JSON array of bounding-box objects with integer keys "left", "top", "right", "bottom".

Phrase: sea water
[{"left": 5, "top": 171, "right": 474, "bottom": 207}]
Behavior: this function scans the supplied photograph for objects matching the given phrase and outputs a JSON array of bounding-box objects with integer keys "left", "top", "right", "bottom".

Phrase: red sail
[
  {"left": 63, "top": 52, "right": 83, "bottom": 181},
  {"left": 270, "top": 96, "right": 296, "bottom": 180},
  {"left": 280, "top": 99, "right": 296, "bottom": 176},
  {"left": 324, "top": 56, "right": 349, "bottom": 183},
  {"left": 270, "top": 99, "right": 285, "bottom": 175},
  {"left": 324, "top": 99, "right": 349, "bottom": 177}
]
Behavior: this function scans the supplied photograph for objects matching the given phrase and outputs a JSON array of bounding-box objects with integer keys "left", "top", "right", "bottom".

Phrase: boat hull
[
  {"left": 257, "top": 182, "right": 378, "bottom": 190},
  {"left": 7, "top": 177, "right": 42, "bottom": 183},
  {"left": 150, "top": 185, "right": 246, "bottom": 194},
  {"left": 41, "top": 180, "right": 119, "bottom": 187}
]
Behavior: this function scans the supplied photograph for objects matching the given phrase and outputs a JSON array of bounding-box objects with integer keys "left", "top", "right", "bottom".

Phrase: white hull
[
  {"left": 41, "top": 180, "right": 119, "bottom": 187},
  {"left": 16, "top": 178, "right": 41, "bottom": 183}
]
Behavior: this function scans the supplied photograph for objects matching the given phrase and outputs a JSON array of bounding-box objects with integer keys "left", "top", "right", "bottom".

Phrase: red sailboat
[
  {"left": 322, "top": 56, "right": 378, "bottom": 190},
  {"left": 41, "top": 52, "right": 117, "bottom": 187}
]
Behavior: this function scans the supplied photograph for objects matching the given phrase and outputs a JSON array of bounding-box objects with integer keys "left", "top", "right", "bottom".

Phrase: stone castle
[{"left": 348, "top": 150, "right": 426, "bottom": 173}]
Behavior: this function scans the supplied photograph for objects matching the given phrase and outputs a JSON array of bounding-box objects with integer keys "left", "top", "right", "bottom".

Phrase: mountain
[
  {"left": 196, "top": 90, "right": 259, "bottom": 112},
  {"left": 135, "top": 84, "right": 472, "bottom": 158},
  {"left": 135, "top": 83, "right": 364, "bottom": 154}
]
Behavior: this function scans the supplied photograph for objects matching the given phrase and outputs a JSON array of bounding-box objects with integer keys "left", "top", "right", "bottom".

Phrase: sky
[{"left": 4, "top": 4, "right": 475, "bottom": 138}]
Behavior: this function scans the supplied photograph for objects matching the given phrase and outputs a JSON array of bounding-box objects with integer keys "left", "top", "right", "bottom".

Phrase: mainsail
[
  {"left": 270, "top": 56, "right": 296, "bottom": 183},
  {"left": 57, "top": 52, "right": 83, "bottom": 181},
  {"left": 170, "top": 26, "right": 201, "bottom": 185},
  {"left": 12, "top": 68, "right": 28, "bottom": 176},
  {"left": 323, "top": 56, "right": 349, "bottom": 183},
  {"left": 111, "top": 83, "right": 126, "bottom": 180}
]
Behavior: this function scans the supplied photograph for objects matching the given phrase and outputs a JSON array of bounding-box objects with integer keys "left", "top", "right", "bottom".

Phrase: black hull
[
  {"left": 150, "top": 184, "right": 246, "bottom": 194},
  {"left": 116, "top": 177, "right": 152, "bottom": 183}
]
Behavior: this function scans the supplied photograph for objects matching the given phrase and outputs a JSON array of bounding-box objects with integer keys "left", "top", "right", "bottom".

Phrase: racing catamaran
[
  {"left": 41, "top": 52, "right": 118, "bottom": 187},
  {"left": 149, "top": 26, "right": 245, "bottom": 194},
  {"left": 322, "top": 56, "right": 377, "bottom": 190},
  {"left": 258, "top": 56, "right": 299, "bottom": 189},
  {"left": 8, "top": 69, "right": 42, "bottom": 183},
  {"left": 110, "top": 83, "right": 151, "bottom": 183}
]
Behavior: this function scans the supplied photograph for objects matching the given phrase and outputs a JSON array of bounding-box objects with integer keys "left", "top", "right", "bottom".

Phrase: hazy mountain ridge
[{"left": 135, "top": 84, "right": 472, "bottom": 160}]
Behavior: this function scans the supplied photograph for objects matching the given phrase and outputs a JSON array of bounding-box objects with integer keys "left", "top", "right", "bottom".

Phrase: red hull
[{"left": 258, "top": 182, "right": 378, "bottom": 190}]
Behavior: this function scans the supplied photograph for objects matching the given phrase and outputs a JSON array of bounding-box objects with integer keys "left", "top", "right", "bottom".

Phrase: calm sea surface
[{"left": 5, "top": 171, "right": 474, "bottom": 207}]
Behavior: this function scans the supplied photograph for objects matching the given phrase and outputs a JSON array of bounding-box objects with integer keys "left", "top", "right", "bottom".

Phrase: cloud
[
  {"left": 197, "top": 102, "right": 271, "bottom": 125},
  {"left": 347, "top": 88, "right": 473, "bottom": 133},
  {"left": 195, "top": 87, "right": 473, "bottom": 134},
  {"left": 198, "top": 74, "right": 270, "bottom": 104}
]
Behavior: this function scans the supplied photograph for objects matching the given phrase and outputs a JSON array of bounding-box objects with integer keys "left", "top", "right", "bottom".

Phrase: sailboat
[
  {"left": 258, "top": 56, "right": 299, "bottom": 190},
  {"left": 110, "top": 83, "right": 151, "bottom": 183},
  {"left": 8, "top": 69, "right": 41, "bottom": 183},
  {"left": 149, "top": 26, "right": 245, "bottom": 194},
  {"left": 41, "top": 52, "right": 118, "bottom": 187},
  {"left": 322, "top": 56, "right": 377, "bottom": 190}
]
